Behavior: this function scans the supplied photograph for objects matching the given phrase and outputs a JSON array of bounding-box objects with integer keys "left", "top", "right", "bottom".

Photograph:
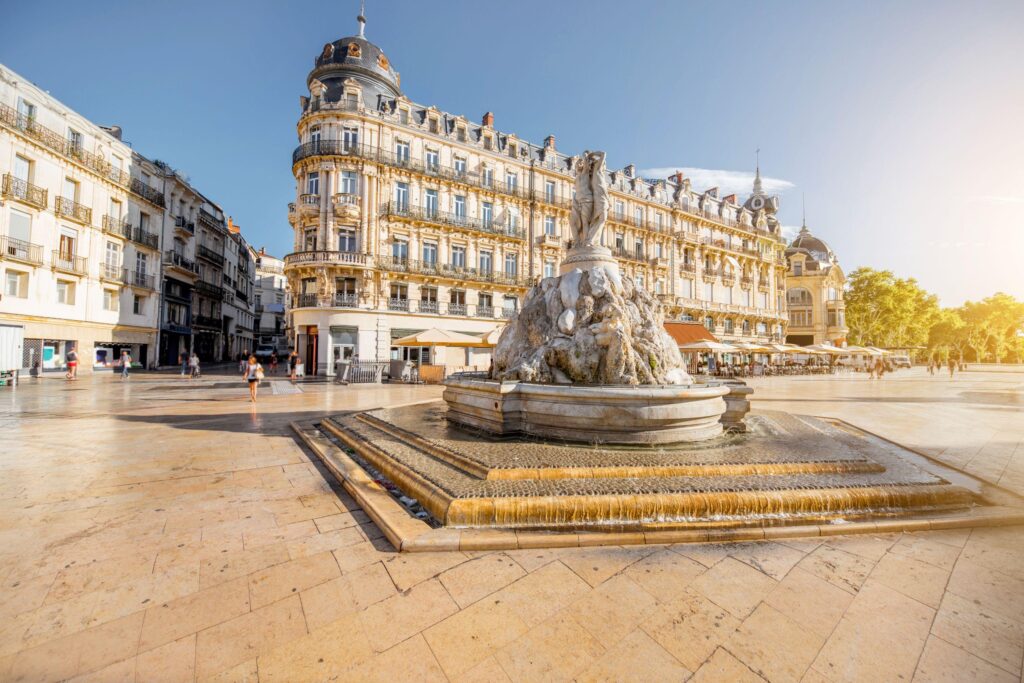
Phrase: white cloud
[
  {"left": 640, "top": 166, "right": 795, "bottom": 196},
  {"left": 780, "top": 224, "right": 802, "bottom": 240}
]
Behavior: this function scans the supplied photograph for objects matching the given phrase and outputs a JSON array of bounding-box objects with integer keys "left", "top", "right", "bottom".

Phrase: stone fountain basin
[{"left": 443, "top": 376, "right": 730, "bottom": 445}]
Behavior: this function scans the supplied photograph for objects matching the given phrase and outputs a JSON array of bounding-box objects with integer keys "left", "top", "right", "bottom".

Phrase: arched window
[
  {"left": 742, "top": 320, "right": 751, "bottom": 335},
  {"left": 787, "top": 288, "right": 813, "bottom": 305},
  {"left": 723, "top": 319, "right": 734, "bottom": 334},
  {"left": 704, "top": 316, "right": 715, "bottom": 331}
]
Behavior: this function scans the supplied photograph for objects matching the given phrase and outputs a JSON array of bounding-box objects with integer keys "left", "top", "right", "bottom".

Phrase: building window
[
  {"left": 545, "top": 180, "right": 555, "bottom": 203},
  {"left": 704, "top": 316, "right": 715, "bottom": 331},
  {"left": 504, "top": 253, "right": 518, "bottom": 276},
  {"left": 478, "top": 293, "right": 493, "bottom": 308},
  {"left": 794, "top": 261, "right": 803, "bottom": 276},
  {"left": 17, "top": 97, "right": 36, "bottom": 121},
  {"left": 742, "top": 320, "right": 751, "bottom": 335},
  {"left": 450, "top": 289, "right": 466, "bottom": 310},
  {"left": 394, "top": 182, "right": 408, "bottom": 209},
  {"left": 343, "top": 127, "right": 359, "bottom": 149},
  {"left": 5, "top": 270, "right": 28, "bottom": 298},
  {"left": 59, "top": 227, "right": 78, "bottom": 259},
  {"left": 634, "top": 207, "right": 643, "bottom": 227},
  {"left": 723, "top": 319, "right": 734, "bottom": 334},
  {"left": 422, "top": 241, "right": 438, "bottom": 265},
  {"left": 503, "top": 295, "right": 518, "bottom": 314},
  {"left": 454, "top": 157, "right": 466, "bottom": 176},
  {"left": 424, "top": 189, "right": 438, "bottom": 217},
  {"left": 337, "top": 277, "right": 357, "bottom": 297},
  {"left": 338, "top": 228, "right": 356, "bottom": 252},
  {"left": 505, "top": 171, "right": 517, "bottom": 190},
  {"left": 103, "top": 289, "right": 119, "bottom": 311},
  {"left": 306, "top": 172, "right": 319, "bottom": 195},
  {"left": 451, "top": 245, "right": 466, "bottom": 268},
  {"left": 615, "top": 200, "right": 625, "bottom": 219},
  {"left": 615, "top": 233, "right": 624, "bottom": 250},
  {"left": 479, "top": 250, "right": 493, "bottom": 273},
  {"left": 133, "top": 294, "right": 144, "bottom": 315},
  {"left": 57, "top": 279, "right": 75, "bottom": 305},
  {"left": 787, "top": 288, "right": 813, "bottom": 305},
  {"left": 391, "top": 240, "right": 408, "bottom": 262},
  {"left": 399, "top": 108, "right": 409, "bottom": 124},
  {"left": 428, "top": 117, "right": 439, "bottom": 134},
  {"left": 634, "top": 239, "right": 644, "bottom": 259},
  {"left": 454, "top": 195, "right": 466, "bottom": 218},
  {"left": 425, "top": 150, "right": 439, "bottom": 170},
  {"left": 543, "top": 261, "right": 555, "bottom": 279},
  {"left": 457, "top": 126, "right": 466, "bottom": 142},
  {"left": 481, "top": 202, "right": 493, "bottom": 227},
  {"left": 482, "top": 167, "right": 493, "bottom": 187},
  {"left": 390, "top": 283, "right": 408, "bottom": 300},
  {"left": 483, "top": 136, "right": 492, "bottom": 151},
  {"left": 508, "top": 207, "right": 519, "bottom": 230},
  {"left": 395, "top": 141, "right": 410, "bottom": 162},
  {"left": 13, "top": 155, "right": 31, "bottom": 182},
  {"left": 340, "top": 171, "right": 358, "bottom": 196},
  {"left": 309, "top": 125, "right": 321, "bottom": 145},
  {"left": 67, "top": 128, "right": 83, "bottom": 152},
  {"left": 544, "top": 216, "right": 556, "bottom": 236},
  {"left": 8, "top": 209, "right": 32, "bottom": 246}
]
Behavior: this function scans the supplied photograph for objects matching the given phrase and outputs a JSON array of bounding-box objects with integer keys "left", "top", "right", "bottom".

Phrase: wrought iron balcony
[
  {"left": 721, "top": 272, "right": 737, "bottom": 285},
  {"left": 198, "top": 208, "right": 224, "bottom": 230},
  {"left": 129, "top": 178, "right": 165, "bottom": 208},
  {"left": 2, "top": 174, "right": 47, "bottom": 209},
  {"left": 164, "top": 250, "right": 198, "bottom": 274},
  {"left": 680, "top": 262, "right": 696, "bottom": 275},
  {"left": 740, "top": 276, "right": 754, "bottom": 288},
  {"left": 128, "top": 226, "right": 159, "bottom": 250},
  {"left": 334, "top": 294, "right": 359, "bottom": 308},
  {"left": 173, "top": 216, "right": 194, "bottom": 235},
  {"left": 195, "top": 280, "right": 223, "bottom": 299},
  {"left": 284, "top": 250, "right": 368, "bottom": 267},
  {"left": 476, "top": 306, "right": 495, "bottom": 318},
  {"left": 235, "top": 288, "right": 248, "bottom": 303},
  {"left": 102, "top": 214, "right": 132, "bottom": 239},
  {"left": 292, "top": 140, "right": 378, "bottom": 165},
  {"left": 52, "top": 250, "right": 87, "bottom": 275},
  {"left": 197, "top": 242, "right": 225, "bottom": 266},
  {"left": 193, "top": 314, "right": 222, "bottom": 330},
  {"left": 55, "top": 197, "right": 91, "bottom": 224},
  {"left": 375, "top": 256, "right": 532, "bottom": 288},
  {"left": 419, "top": 300, "right": 440, "bottom": 314},
  {"left": 0, "top": 236, "right": 44, "bottom": 265},
  {"left": 122, "top": 269, "right": 155, "bottom": 290},
  {"left": 295, "top": 293, "right": 319, "bottom": 308},
  {"left": 380, "top": 202, "right": 526, "bottom": 241},
  {"left": 99, "top": 262, "right": 121, "bottom": 281},
  {"left": 388, "top": 298, "right": 410, "bottom": 312},
  {"left": 612, "top": 247, "right": 648, "bottom": 264}
]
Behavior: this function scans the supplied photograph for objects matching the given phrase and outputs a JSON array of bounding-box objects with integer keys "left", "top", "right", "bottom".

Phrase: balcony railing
[
  {"left": 122, "top": 269, "right": 155, "bottom": 289},
  {"left": 198, "top": 208, "right": 224, "bottom": 230},
  {"left": 1, "top": 174, "right": 47, "bottom": 208},
  {"left": 612, "top": 247, "right": 648, "bottom": 264},
  {"left": 99, "top": 262, "right": 121, "bottom": 281},
  {"left": 128, "top": 226, "right": 159, "bottom": 249},
  {"left": 52, "top": 251, "right": 87, "bottom": 275},
  {"left": 55, "top": 196, "right": 91, "bottom": 224},
  {"left": 257, "top": 262, "right": 284, "bottom": 274},
  {"left": 334, "top": 294, "right": 359, "bottom": 308},
  {"left": 295, "top": 293, "right": 319, "bottom": 308},
  {"left": 333, "top": 193, "right": 359, "bottom": 207},
  {"left": 193, "top": 314, "right": 221, "bottom": 330},
  {"left": 102, "top": 214, "right": 131, "bottom": 238},
  {"left": 381, "top": 202, "right": 526, "bottom": 241},
  {"left": 174, "top": 216, "right": 195, "bottom": 235},
  {"left": 0, "top": 103, "right": 165, "bottom": 208},
  {"left": 164, "top": 250, "right": 198, "bottom": 274},
  {"left": 195, "top": 280, "right": 223, "bottom": 299},
  {"left": 680, "top": 262, "right": 696, "bottom": 275},
  {"left": 0, "top": 236, "right": 44, "bottom": 265},
  {"left": 291, "top": 295, "right": 513, "bottom": 318},
  {"left": 235, "top": 288, "right": 249, "bottom": 303},
  {"left": 197, "top": 243, "right": 225, "bottom": 266},
  {"left": 376, "top": 256, "right": 532, "bottom": 288},
  {"left": 284, "top": 250, "right": 369, "bottom": 267},
  {"left": 388, "top": 298, "right": 410, "bottom": 312},
  {"left": 476, "top": 305, "right": 495, "bottom": 318},
  {"left": 740, "top": 276, "right": 754, "bottom": 288}
]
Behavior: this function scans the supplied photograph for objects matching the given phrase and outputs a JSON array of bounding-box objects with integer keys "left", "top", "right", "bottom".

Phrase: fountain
[
  {"left": 292, "top": 149, "right": 1024, "bottom": 551},
  {"left": 445, "top": 151, "right": 732, "bottom": 444}
]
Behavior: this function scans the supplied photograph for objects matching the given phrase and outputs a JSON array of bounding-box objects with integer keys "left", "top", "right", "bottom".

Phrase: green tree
[{"left": 845, "top": 268, "right": 939, "bottom": 349}]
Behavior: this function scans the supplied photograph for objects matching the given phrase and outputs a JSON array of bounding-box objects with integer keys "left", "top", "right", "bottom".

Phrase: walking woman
[{"left": 243, "top": 355, "right": 264, "bottom": 402}]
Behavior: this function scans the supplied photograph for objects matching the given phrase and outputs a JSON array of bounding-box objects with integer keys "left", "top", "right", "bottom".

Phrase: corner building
[
  {"left": 286, "top": 21, "right": 789, "bottom": 375},
  {"left": 784, "top": 224, "right": 848, "bottom": 346}
]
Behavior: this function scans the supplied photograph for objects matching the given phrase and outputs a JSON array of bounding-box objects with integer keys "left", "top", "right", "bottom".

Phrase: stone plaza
[{"left": 0, "top": 368, "right": 1022, "bottom": 681}]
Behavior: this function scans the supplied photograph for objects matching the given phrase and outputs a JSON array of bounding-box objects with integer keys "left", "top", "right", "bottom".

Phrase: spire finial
[
  {"left": 752, "top": 148, "right": 763, "bottom": 196},
  {"left": 801, "top": 193, "right": 808, "bottom": 231},
  {"left": 357, "top": 0, "right": 366, "bottom": 37}
]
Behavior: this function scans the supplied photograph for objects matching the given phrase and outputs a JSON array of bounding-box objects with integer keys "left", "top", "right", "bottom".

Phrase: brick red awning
[{"left": 663, "top": 321, "right": 719, "bottom": 345}]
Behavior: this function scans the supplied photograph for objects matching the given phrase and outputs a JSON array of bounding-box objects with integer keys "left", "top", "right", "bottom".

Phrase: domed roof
[
  {"left": 308, "top": 30, "right": 401, "bottom": 105},
  {"left": 786, "top": 226, "right": 837, "bottom": 265}
]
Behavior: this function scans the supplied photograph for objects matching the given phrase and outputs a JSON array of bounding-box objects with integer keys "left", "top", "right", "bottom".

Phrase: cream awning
[{"left": 392, "top": 328, "right": 491, "bottom": 347}]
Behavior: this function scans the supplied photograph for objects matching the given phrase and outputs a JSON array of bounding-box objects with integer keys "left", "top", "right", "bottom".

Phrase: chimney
[
  {"left": 624, "top": 164, "right": 635, "bottom": 178},
  {"left": 543, "top": 135, "right": 556, "bottom": 150},
  {"left": 482, "top": 111, "right": 494, "bottom": 128},
  {"left": 723, "top": 193, "right": 737, "bottom": 204}
]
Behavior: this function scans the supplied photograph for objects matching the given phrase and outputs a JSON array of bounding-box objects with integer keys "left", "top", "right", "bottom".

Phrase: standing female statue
[{"left": 569, "top": 151, "right": 608, "bottom": 249}]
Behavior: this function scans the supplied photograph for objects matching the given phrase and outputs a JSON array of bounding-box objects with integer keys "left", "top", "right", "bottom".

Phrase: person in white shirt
[{"left": 243, "top": 355, "right": 264, "bottom": 402}]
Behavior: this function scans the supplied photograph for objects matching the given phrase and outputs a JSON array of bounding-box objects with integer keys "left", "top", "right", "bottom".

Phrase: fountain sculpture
[{"left": 444, "top": 151, "right": 731, "bottom": 444}]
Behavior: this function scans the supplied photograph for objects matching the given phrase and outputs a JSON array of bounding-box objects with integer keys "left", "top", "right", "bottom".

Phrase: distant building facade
[
  {"left": 0, "top": 62, "right": 256, "bottom": 372},
  {"left": 784, "top": 224, "right": 848, "bottom": 346},
  {"left": 285, "top": 19, "right": 790, "bottom": 376},
  {"left": 251, "top": 247, "right": 288, "bottom": 352}
]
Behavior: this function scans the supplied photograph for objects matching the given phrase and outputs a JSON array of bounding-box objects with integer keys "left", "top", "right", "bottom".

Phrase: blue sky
[{"left": 3, "top": 0, "right": 1022, "bottom": 305}]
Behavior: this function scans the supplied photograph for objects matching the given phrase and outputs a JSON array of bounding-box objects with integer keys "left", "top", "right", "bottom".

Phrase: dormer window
[
  {"left": 428, "top": 117, "right": 439, "bottom": 134},
  {"left": 508, "top": 143, "right": 517, "bottom": 158},
  {"left": 794, "top": 261, "right": 803, "bottom": 276},
  {"left": 399, "top": 108, "right": 409, "bottom": 124},
  {"left": 457, "top": 126, "right": 466, "bottom": 142},
  {"left": 483, "top": 135, "right": 493, "bottom": 151}
]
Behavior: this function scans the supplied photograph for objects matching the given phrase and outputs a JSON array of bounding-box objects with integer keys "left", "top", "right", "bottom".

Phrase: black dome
[
  {"left": 787, "top": 226, "right": 836, "bottom": 264},
  {"left": 308, "top": 35, "right": 401, "bottom": 104}
]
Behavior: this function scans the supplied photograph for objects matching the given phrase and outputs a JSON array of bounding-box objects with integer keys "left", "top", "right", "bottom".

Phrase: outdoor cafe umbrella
[
  {"left": 392, "top": 328, "right": 491, "bottom": 348},
  {"left": 844, "top": 345, "right": 881, "bottom": 356},
  {"left": 678, "top": 341, "right": 738, "bottom": 353},
  {"left": 806, "top": 344, "right": 847, "bottom": 356},
  {"left": 480, "top": 326, "right": 505, "bottom": 347}
]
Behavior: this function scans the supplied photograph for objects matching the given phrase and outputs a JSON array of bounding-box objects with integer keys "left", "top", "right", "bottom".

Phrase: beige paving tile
[
  {"left": 423, "top": 588, "right": 529, "bottom": 678},
  {"left": 241, "top": 520, "right": 317, "bottom": 549},
  {"left": 641, "top": 588, "right": 741, "bottom": 671},
  {"left": 689, "top": 646, "right": 766, "bottom": 683},
  {"left": 135, "top": 634, "right": 196, "bottom": 683},
  {"left": 495, "top": 560, "right": 591, "bottom": 628},
  {"left": 764, "top": 567, "right": 855, "bottom": 639},
  {"left": 494, "top": 612, "right": 606, "bottom": 682},
  {"left": 338, "top": 633, "right": 447, "bottom": 682},
  {"left": 575, "top": 628, "right": 692, "bottom": 682},
  {"left": 888, "top": 532, "right": 962, "bottom": 571},
  {"left": 869, "top": 550, "right": 950, "bottom": 608},
  {"left": 670, "top": 541, "right": 734, "bottom": 568},
  {"left": 622, "top": 546, "right": 706, "bottom": 602},
  {"left": 824, "top": 533, "right": 897, "bottom": 562},
  {"left": 812, "top": 580, "right": 934, "bottom": 682},
  {"left": 256, "top": 611, "right": 373, "bottom": 682},
  {"left": 358, "top": 578, "right": 458, "bottom": 653},
  {"left": 433, "top": 553, "right": 523, "bottom": 610},
  {"left": 201, "top": 657, "right": 257, "bottom": 682},
  {"left": 945, "top": 557, "right": 1024, "bottom": 623},
  {"left": 198, "top": 542, "right": 291, "bottom": 589},
  {"left": 689, "top": 556, "right": 777, "bottom": 619},
  {"left": 930, "top": 591, "right": 1023, "bottom": 676},
  {"left": 45, "top": 553, "right": 156, "bottom": 604},
  {"left": 139, "top": 576, "right": 251, "bottom": 652},
  {"left": 381, "top": 550, "right": 470, "bottom": 591},
  {"left": 299, "top": 560, "right": 396, "bottom": 631},
  {"left": 727, "top": 603, "right": 824, "bottom": 682},
  {"left": 194, "top": 594, "right": 307, "bottom": 679},
  {"left": 285, "top": 526, "right": 364, "bottom": 559},
  {"left": 913, "top": 634, "right": 1018, "bottom": 682},
  {"left": 247, "top": 551, "right": 340, "bottom": 609},
  {"left": 67, "top": 656, "right": 136, "bottom": 683},
  {"left": 727, "top": 540, "right": 808, "bottom": 580},
  {"left": 332, "top": 538, "right": 396, "bottom": 574},
  {"left": 959, "top": 527, "right": 1024, "bottom": 582},
  {"left": 558, "top": 544, "right": 656, "bottom": 587},
  {"left": 565, "top": 573, "right": 659, "bottom": 647},
  {"left": 798, "top": 544, "right": 875, "bottom": 595}
]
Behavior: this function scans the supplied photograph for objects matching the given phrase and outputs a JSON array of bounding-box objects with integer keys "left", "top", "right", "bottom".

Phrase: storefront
[{"left": 93, "top": 343, "right": 148, "bottom": 370}]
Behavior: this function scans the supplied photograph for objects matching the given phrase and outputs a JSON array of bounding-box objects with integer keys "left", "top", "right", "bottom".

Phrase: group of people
[
  {"left": 927, "top": 357, "right": 965, "bottom": 378},
  {"left": 178, "top": 352, "right": 202, "bottom": 379},
  {"left": 63, "top": 345, "right": 133, "bottom": 381}
]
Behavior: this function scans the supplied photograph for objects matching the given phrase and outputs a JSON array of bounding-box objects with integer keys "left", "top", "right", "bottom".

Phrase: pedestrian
[
  {"left": 948, "top": 357, "right": 956, "bottom": 378},
  {"left": 927, "top": 358, "right": 935, "bottom": 376},
  {"left": 180, "top": 353, "right": 189, "bottom": 377},
  {"left": 120, "top": 350, "right": 132, "bottom": 380},
  {"left": 288, "top": 348, "right": 299, "bottom": 381},
  {"left": 243, "top": 355, "right": 264, "bottom": 402},
  {"left": 65, "top": 344, "right": 79, "bottom": 380},
  {"left": 239, "top": 350, "right": 249, "bottom": 373},
  {"left": 270, "top": 350, "right": 278, "bottom": 375},
  {"left": 190, "top": 352, "right": 200, "bottom": 380}
]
